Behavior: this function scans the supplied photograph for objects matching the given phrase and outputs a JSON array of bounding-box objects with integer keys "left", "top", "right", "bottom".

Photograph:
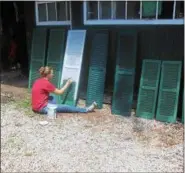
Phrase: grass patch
[
  {"left": 15, "top": 97, "right": 35, "bottom": 117},
  {"left": 16, "top": 97, "right": 31, "bottom": 109},
  {"left": 13, "top": 97, "right": 45, "bottom": 120}
]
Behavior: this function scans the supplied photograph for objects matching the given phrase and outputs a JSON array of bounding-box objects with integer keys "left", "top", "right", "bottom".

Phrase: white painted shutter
[{"left": 60, "top": 30, "right": 86, "bottom": 105}]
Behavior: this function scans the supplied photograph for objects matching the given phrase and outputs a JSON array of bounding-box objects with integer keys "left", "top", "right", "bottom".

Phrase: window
[
  {"left": 35, "top": 1, "right": 71, "bottom": 26},
  {"left": 127, "top": 1, "right": 140, "bottom": 19},
  {"left": 99, "top": 1, "right": 112, "bottom": 19},
  {"left": 116, "top": 1, "right": 126, "bottom": 19},
  {"left": 87, "top": 1, "right": 98, "bottom": 19},
  {"left": 83, "top": 1, "right": 184, "bottom": 25}
]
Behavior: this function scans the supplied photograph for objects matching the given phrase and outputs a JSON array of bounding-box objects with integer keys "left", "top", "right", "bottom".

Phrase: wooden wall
[
  {"left": 78, "top": 26, "right": 184, "bottom": 99},
  {"left": 25, "top": 2, "right": 184, "bottom": 101}
]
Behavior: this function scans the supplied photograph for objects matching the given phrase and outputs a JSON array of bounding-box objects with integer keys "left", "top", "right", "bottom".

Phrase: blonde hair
[{"left": 39, "top": 66, "right": 53, "bottom": 77}]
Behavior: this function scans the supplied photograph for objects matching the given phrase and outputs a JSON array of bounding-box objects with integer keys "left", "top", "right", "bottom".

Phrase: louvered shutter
[
  {"left": 86, "top": 31, "right": 109, "bottom": 109},
  {"left": 60, "top": 30, "right": 86, "bottom": 106},
  {"left": 28, "top": 28, "right": 47, "bottom": 88},
  {"left": 46, "top": 28, "right": 66, "bottom": 103},
  {"left": 156, "top": 61, "right": 182, "bottom": 123},
  {"left": 136, "top": 60, "right": 161, "bottom": 119},
  {"left": 112, "top": 31, "right": 137, "bottom": 116}
]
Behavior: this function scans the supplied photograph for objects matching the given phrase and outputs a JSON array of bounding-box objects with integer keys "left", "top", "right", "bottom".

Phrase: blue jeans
[{"left": 39, "top": 96, "right": 88, "bottom": 114}]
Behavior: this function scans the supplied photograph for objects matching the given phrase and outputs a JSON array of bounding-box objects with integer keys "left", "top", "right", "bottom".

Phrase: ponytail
[{"left": 38, "top": 66, "right": 53, "bottom": 77}]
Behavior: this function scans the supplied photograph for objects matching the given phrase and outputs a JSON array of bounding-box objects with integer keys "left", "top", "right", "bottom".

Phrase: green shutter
[
  {"left": 112, "top": 69, "right": 136, "bottom": 116},
  {"left": 28, "top": 28, "right": 47, "bottom": 89},
  {"left": 87, "top": 67, "right": 106, "bottom": 108},
  {"left": 86, "top": 31, "right": 109, "bottom": 109},
  {"left": 46, "top": 29, "right": 66, "bottom": 103},
  {"left": 142, "top": 1, "right": 162, "bottom": 17},
  {"left": 136, "top": 60, "right": 161, "bottom": 119},
  {"left": 78, "top": 31, "right": 92, "bottom": 100},
  {"left": 156, "top": 61, "right": 182, "bottom": 123},
  {"left": 112, "top": 31, "right": 137, "bottom": 116}
]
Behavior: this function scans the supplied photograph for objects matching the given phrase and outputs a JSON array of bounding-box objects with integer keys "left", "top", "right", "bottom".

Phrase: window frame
[
  {"left": 35, "top": 1, "right": 71, "bottom": 26},
  {"left": 83, "top": 1, "right": 184, "bottom": 25}
]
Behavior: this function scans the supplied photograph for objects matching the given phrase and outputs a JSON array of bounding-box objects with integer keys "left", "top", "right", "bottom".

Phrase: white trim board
[{"left": 84, "top": 19, "right": 184, "bottom": 25}]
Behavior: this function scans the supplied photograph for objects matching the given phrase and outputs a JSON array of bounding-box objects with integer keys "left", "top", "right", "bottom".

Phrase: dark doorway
[{"left": 1, "top": 1, "right": 29, "bottom": 75}]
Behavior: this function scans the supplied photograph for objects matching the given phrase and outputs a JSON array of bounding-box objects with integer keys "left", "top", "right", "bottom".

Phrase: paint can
[{"left": 47, "top": 103, "right": 57, "bottom": 120}]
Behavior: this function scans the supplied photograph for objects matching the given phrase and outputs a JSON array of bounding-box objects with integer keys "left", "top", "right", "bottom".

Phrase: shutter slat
[
  {"left": 28, "top": 28, "right": 47, "bottom": 89},
  {"left": 136, "top": 60, "right": 161, "bottom": 119},
  {"left": 156, "top": 61, "right": 182, "bottom": 123}
]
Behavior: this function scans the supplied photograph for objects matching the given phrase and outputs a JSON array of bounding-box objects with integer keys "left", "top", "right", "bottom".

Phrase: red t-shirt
[{"left": 31, "top": 78, "right": 56, "bottom": 111}]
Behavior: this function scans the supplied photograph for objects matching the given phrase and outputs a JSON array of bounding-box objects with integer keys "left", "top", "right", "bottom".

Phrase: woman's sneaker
[{"left": 86, "top": 102, "right": 97, "bottom": 112}]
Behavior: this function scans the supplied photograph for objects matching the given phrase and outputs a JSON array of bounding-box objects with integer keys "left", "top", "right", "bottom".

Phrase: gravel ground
[{"left": 1, "top": 101, "right": 184, "bottom": 172}]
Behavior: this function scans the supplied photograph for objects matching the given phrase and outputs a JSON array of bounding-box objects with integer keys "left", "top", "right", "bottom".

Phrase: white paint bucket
[{"left": 47, "top": 103, "right": 57, "bottom": 120}]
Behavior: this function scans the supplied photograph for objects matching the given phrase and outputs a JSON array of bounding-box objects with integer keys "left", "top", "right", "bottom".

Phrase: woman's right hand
[
  {"left": 66, "top": 78, "right": 73, "bottom": 85},
  {"left": 53, "top": 78, "right": 73, "bottom": 95}
]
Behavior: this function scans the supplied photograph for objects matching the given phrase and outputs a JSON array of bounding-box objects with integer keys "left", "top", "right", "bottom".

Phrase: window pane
[
  {"left": 175, "top": 1, "right": 184, "bottom": 18},
  {"left": 47, "top": 2, "right": 57, "bottom": 21},
  {"left": 38, "top": 3, "right": 47, "bottom": 21},
  {"left": 127, "top": 1, "right": 140, "bottom": 19},
  {"left": 87, "top": 1, "right": 98, "bottom": 19},
  {"left": 66, "top": 2, "right": 70, "bottom": 21},
  {"left": 116, "top": 1, "right": 126, "bottom": 19},
  {"left": 57, "top": 1, "right": 67, "bottom": 21},
  {"left": 158, "top": 1, "right": 173, "bottom": 19},
  {"left": 100, "top": 1, "right": 111, "bottom": 19},
  {"left": 142, "top": 1, "right": 157, "bottom": 18}
]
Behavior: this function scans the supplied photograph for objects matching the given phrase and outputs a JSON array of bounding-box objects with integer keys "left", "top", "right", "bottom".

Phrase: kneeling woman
[{"left": 32, "top": 66, "right": 97, "bottom": 114}]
